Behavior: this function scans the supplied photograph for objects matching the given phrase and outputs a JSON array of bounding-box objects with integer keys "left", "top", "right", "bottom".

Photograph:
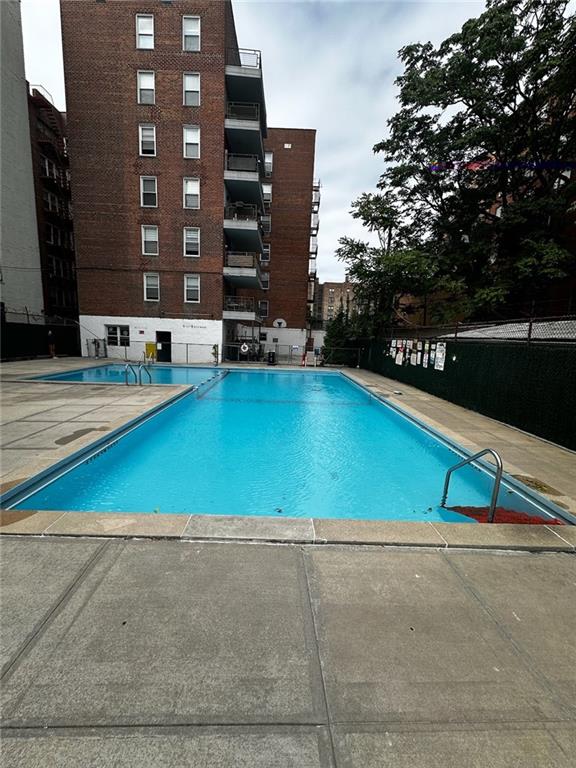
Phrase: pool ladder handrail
[
  {"left": 440, "top": 448, "right": 503, "bottom": 524},
  {"left": 138, "top": 363, "right": 152, "bottom": 386},
  {"left": 124, "top": 364, "right": 138, "bottom": 386}
]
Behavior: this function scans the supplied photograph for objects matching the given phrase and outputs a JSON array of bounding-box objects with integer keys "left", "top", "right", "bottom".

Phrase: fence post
[
  {"left": 186, "top": 344, "right": 189, "bottom": 364},
  {"left": 527, "top": 317, "right": 533, "bottom": 345}
]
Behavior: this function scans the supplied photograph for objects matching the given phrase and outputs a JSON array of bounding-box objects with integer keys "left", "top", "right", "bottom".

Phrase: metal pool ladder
[
  {"left": 440, "top": 448, "right": 503, "bottom": 523},
  {"left": 124, "top": 364, "right": 137, "bottom": 386},
  {"left": 138, "top": 363, "right": 152, "bottom": 386}
]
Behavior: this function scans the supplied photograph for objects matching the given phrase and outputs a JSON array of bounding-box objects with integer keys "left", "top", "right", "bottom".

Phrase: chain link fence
[{"left": 380, "top": 315, "right": 576, "bottom": 344}]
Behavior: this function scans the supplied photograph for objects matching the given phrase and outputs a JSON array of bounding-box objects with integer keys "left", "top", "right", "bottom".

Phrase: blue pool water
[
  {"left": 10, "top": 370, "right": 557, "bottom": 523},
  {"left": 36, "top": 364, "right": 219, "bottom": 386}
]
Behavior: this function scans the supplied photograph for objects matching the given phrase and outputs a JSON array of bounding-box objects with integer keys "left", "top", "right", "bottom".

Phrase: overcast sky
[{"left": 21, "top": 0, "right": 486, "bottom": 282}]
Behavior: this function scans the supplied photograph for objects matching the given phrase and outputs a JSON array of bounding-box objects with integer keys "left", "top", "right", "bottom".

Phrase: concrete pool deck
[
  {"left": 0, "top": 357, "right": 575, "bottom": 548},
  {"left": 1, "top": 537, "right": 575, "bottom": 766}
]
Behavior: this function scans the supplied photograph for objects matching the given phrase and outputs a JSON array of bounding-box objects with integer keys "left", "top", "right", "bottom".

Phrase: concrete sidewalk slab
[
  {"left": 332, "top": 724, "right": 575, "bottom": 768},
  {"left": 445, "top": 551, "right": 576, "bottom": 710},
  {"left": 0, "top": 538, "right": 103, "bottom": 671},
  {"left": 1, "top": 726, "right": 334, "bottom": 768},
  {"left": 1, "top": 541, "right": 326, "bottom": 728},
  {"left": 305, "top": 547, "right": 566, "bottom": 724}
]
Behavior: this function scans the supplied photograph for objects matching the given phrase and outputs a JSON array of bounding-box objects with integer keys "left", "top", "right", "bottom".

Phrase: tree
[{"left": 340, "top": 0, "right": 576, "bottom": 325}]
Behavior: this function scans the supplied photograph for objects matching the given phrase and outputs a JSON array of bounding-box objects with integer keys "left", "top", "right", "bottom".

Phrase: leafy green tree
[{"left": 340, "top": 0, "right": 576, "bottom": 325}]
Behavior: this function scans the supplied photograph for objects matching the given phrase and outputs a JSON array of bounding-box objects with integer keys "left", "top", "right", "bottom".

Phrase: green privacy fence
[{"left": 360, "top": 339, "right": 576, "bottom": 450}]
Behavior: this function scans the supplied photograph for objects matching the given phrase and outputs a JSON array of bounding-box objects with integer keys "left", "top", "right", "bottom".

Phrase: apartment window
[
  {"left": 43, "top": 190, "right": 59, "bottom": 212},
  {"left": 262, "top": 183, "right": 272, "bottom": 206},
  {"left": 184, "top": 274, "right": 200, "bottom": 303},
  {"left": 46, "top": 223, "right": 54, "bottom": 244},
  {"left": 183, "top": 177, "right": 199, "bottom": 209},
  {"left": 144, "top": 273, "right": 160, "bottom": 301},
  {"left": 264, "top": 151, "right": 273, "bottom": 177},
  {"left": 258, "top": 299, "right": 269, "bottom": 318},
  {"left": 136, "top": 14, "right": 154, "bottom": 49},
  {"left": 137, "top": 71, "right": 155, "bottom": 104},
  {"left": 182, "top": 16, "right": 200, "bottom": 51},
  {"left": 139, "top": 124, "right": 156, "bottom": 156},
  {"left": 141, "top": 225, "right": 159, "bottom": 255},
  {"left": 261, "top": 272, "right": 270, "bottom": 290},
  {"left": 183, "top": 73, "right": 200, "bottom": 106},
  {"left": 183, "top": 125, "right": 200, "bottom": 158},
  {"left": 261, "top": 243, "right": 270, "bottom": 263},
  {"left": 140, "top": 176, "right": 157, "bottom": 207},
  {"left": 184, "top": 227, "right": 200, "bottom": 257},
  {"left": 106, "top": 325, "right": 130, "bottom": 347},
  {"left": 40, "top": 156, "right": 57, "bottom": 179}
]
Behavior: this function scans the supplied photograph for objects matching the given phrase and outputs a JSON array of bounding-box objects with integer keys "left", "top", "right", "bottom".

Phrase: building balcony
[
  {"left": 224, "top": 154, "right": 264, "bottom": 208},
  {"left": 223, "top": 295, "right": 262, "bottom": 322},
  {"left": 224, "top": 204, "right": 263, "bottom": 253},
  {"left": 310, "top": 213, "right": 320, "bottom": 236},
  {"left": 225, "top": 48, "right": 267, "bottom": 136},
  {"left": 260, "top": 214, "right": 271, "bottom": 237},
  {"left": 310, "top": 237, "right": 318, "bottom": 258},
  {"left": 223, "top": 251, "right": 263, "bottom": 288},
  {"left": 312, "top": 180, "right": 321, "bottom": 213},
  {"left": 225, "top": 102, "right": 265, "bottom": 162}
]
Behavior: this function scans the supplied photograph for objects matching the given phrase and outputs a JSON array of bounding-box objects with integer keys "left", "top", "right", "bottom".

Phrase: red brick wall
[
  {"left": 28, "top": 89, "right": 78, "bottom": 319},
  {"left": 255, "top": 127, "right": 316, "bottom": 328},
  {"left": 60, "top": 0, "right": 231, "bottom": 320}
]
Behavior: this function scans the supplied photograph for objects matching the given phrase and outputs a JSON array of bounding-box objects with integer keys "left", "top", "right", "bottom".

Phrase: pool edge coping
[{"left": 0, "top": 511, "right": 574, "bottom": 553}]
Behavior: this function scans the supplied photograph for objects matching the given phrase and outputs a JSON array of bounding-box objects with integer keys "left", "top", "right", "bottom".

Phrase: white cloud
[{"left": 20, "top": 0, "right": 486, "bottom": 281}]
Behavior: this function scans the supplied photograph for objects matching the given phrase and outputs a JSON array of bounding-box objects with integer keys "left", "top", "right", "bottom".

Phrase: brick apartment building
[
  {"left": 59, "top": 0, "right": 318, "bottom": 362},
  {"left": 316, "top": 278, "right": 355, "bottom": 324},
  {"left": 28, "top": 88, "right": 78, "bottom": 321}
]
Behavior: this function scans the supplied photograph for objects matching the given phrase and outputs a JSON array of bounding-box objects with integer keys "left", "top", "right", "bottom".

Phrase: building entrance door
[{"left": 156, "top": 331, "right": 172, "bottom": 362}]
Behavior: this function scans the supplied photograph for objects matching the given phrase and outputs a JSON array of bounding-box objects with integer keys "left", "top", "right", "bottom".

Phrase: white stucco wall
[
  {"left": 0, "top": 1, "right": 44, "bottom": 322},
  {"left": 80, "top": 315, "right": 223, "bottom": 363}
]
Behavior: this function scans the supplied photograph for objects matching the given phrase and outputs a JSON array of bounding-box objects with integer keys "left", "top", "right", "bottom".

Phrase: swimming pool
[
  {"left": 35, "top": 364, "right": 219, "bottom": 386},
  {"left": 4, "top": 370, "right": 567, "bottom": 524}
]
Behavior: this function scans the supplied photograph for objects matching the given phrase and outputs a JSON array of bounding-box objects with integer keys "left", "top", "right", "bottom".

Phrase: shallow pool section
[
  {"left": 35, "top": 364, "right": 219, "bottom": 386},
  {"left": 6, "top": 371, "right": 565, "bottom": 524}
]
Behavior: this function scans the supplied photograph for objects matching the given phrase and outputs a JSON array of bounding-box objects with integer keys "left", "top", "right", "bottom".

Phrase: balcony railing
[
  {"left": 225, "top": 153, "right": 260, "bottom": 173},
  {"left": 226, "top": 102, "right": 260, "bottom": 121},
  {"left": 226, "top": 48, "right": 262, "bottom": 69},
  {"left": 261, "top": 214, "right": 271, "bottom": 235},
  {"left": 224, "top": 203, "right": 258, "bottom": 221},
  {"left": 310, "top": 213, "right": 320, "bottom": 235},
  {"left": 224, "top": 296, "right": 256, "bottom": 313},
  {"left": 225, "top": 252, "right": 262, "bottom": 270}
]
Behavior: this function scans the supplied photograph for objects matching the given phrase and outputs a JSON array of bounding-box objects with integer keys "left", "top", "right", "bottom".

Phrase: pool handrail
[
  {"left": 124, "top": 364, "right": 138, "bottom": 386},
  {"left": 441, "top": 448, "right": 503, "bottom": 523},
  {"left": 138, "top": 363, "right": 152, "bottom": 386}
]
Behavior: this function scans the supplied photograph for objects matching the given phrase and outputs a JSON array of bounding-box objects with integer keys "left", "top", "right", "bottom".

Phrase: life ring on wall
[{"left": 240, "top": 343, "right": 249, "bottom": 354}]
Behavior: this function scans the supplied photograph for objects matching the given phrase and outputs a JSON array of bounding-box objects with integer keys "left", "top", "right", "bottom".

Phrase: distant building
[
  {"left": 317, "top": 278, "right": 355, "bottom": 324},
  {"left": 0, "top": 1, "right": 44, "bottom": 324},
  {"left": 28, "top": 88, "right": 78, "bottom": 321}
]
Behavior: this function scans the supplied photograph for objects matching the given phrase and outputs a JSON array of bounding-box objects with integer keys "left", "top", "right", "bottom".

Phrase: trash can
[{"left": 267, "top": 350, "right": 276, "bottom": 366}]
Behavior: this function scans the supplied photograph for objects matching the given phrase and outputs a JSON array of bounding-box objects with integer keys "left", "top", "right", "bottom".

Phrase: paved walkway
[{"left": 1, "top": 537, "right": 575, "bottom": 766}]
